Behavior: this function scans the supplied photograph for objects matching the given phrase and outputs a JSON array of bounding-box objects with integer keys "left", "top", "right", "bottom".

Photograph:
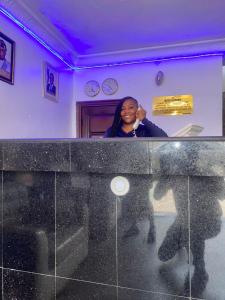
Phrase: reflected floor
[
  {"left": 118, "top": 215, "right": 189, "bottom": 297},
  {"left": 117, "top": 216, "right": 225, "bottom": 300},
  {"left": 3, "top": 218, "right": 225, "bottom": 299}
]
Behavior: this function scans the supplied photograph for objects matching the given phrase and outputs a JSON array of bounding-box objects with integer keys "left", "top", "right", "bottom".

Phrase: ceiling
[{"left": 1, "top": 0, "right": 225, "bottom": 67}]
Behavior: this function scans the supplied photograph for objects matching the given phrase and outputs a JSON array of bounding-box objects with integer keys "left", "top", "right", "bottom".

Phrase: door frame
[{"left": 76, "top": 99, "right": 120, "bottom": 138}]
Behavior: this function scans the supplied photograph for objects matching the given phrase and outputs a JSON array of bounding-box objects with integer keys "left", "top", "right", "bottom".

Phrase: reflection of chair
[
  {"left": 172, "top": 124, "right": 204, "bottom": 137},
  {"left": 2, "top": 179, "right": 89, "bottom": 300},
  {"left": 55, "top": 201, "right": 89, "bottom": 295}
]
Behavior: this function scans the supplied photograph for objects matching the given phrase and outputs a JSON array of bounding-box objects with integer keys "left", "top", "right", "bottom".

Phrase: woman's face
[
  {"left": 120, "top": 99, "right": 138, "bottom": 124},
  {"left": 0, "top": 40, "right": 7, "bottom": 60}
]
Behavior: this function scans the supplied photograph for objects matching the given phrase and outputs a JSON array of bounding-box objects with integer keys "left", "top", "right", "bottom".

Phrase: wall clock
[
  {"left": 84, "top": 80, "right": 100, "bottom": 97},
  {"left": 102, "top": 78, "right": 118, "bottom": 95},
  {"left": 155, "top": 71, "right": 164, "bottom": 86}
]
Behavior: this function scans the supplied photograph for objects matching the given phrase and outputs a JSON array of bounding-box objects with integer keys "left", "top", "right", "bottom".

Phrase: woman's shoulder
[
  {"left": 141, "top": 118, "right": 168, "bottom": 137},
  {"left": 103, "top": 127, "right": 112, "bottom": 138}
]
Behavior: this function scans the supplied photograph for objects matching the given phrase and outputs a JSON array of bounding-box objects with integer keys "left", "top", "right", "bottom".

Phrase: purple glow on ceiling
[
  {"left": 0, "top": 6, "right": 224, "bottom": 70},
  {"left": 74, "top": 52, "right": 224, "bottom": 70},
  {"left": 0, "top": 6, "right": 74, "bottom": 69},
  {"left": 52, "top": 22, "right": 92, "bottom": 54}
]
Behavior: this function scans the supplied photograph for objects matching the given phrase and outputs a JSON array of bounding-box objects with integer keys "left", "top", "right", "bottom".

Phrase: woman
[
  {"left": 104, "top": 96, "right": 167, "bottom": 137},
  {"left": 104, "top": 96, "right": 167, "bottom": 242}
]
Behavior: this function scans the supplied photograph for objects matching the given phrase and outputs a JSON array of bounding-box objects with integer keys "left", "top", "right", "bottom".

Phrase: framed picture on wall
[
  {"left": 0, "top": 32, "right": 15, "bottom": 85},
  {"left": 43, "top": 62, "right": 59, "bottom": 102}
]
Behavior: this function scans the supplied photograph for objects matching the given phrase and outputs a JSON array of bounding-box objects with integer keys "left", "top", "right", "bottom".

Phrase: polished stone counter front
[
  {"left": 1, "top": 138, "right": 225, "bottom": 175},
  {"left": 0, "top": 138, "right": 225, "bottom": 300}
]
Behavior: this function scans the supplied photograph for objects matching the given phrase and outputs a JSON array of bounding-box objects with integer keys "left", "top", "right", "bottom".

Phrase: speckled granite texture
[{"left": 0, "top": 138, "right": 224, "bottom": 300}]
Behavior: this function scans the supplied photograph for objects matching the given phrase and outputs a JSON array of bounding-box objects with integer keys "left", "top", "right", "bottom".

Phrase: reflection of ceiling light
[
  {"left": 174, "top": 142, "right": 181, "bottom": 148},
  {"left": 169, "top": 101, "right": 187, "bottom": 106},
  {"left": 110, "top": 176, "right": 130, "bottom": 196}
]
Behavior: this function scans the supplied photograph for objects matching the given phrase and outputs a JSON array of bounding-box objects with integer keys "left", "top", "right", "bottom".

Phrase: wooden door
[{"left": 76, "top": 100, "right": 121, "bottom": 138}]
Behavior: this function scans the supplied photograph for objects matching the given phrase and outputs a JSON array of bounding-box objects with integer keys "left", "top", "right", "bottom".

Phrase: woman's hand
[{"left": 136, "top": 105, "right": 146, "bottom": 121}]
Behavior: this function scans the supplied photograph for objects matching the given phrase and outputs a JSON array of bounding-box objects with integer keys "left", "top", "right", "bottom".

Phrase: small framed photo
[
  {"left": 0, "top": 32, "right": 15, "bottom": 85},
  {"left": 43, "top": 62, "right": 59, "bottom": 101}
]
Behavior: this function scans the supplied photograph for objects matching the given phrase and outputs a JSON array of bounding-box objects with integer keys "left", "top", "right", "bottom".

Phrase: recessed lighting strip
[
  {"left": 74, "top": 52, "right": 224, "bottom": 70},
  {"left": 1, "top": 6, "right": 224, "bottom": 70},
  {"left": 0, "top": 6, "right": 74, "bottom": 69}
]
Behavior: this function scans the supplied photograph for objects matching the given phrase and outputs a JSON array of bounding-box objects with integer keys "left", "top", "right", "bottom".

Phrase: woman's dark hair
[{"left": 108, "top": 96, "right": 138, "bottom": 137}]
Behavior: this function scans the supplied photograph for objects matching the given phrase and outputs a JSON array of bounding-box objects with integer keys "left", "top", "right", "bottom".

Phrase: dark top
[
  {"left": 47, "top": 84, "right": 56, "bottom": 95},
  {"left": 104, "top": 118, "right": 168, "bottom": 137}
]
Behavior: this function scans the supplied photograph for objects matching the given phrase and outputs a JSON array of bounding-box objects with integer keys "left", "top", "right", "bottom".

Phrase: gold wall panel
[{"left": 152, "top": 94, "right": 193, "bottom": 116}]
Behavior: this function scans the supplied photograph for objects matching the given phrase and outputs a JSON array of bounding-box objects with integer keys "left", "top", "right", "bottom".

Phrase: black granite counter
[
  {"left": 0, "top": 138, "right": 225, "bottom": 300},
  {"left": 1, "top": 137, "right": 225, "bottom": 174}
]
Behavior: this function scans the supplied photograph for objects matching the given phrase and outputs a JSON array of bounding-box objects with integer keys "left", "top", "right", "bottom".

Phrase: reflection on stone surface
[
  {"left": 56, "top": 278, "right": 117, "bottom": 300},
  {"left": 71, "top": 141, "right": 150, "bottom": 174},
  {"left": 3, "top": 269, "right": 55, "bottom": 300},
  {"left": 152, "top": 141, "right": 225, "bottom": 176},
  {"left": 1, "top": 140, "right": 225, "bottom": 299},
  {"left": 56, "top": 173, "right": 89, "bottom": 291},
  {"left": 120, "top": 175, "right": 155, "bottom": 243},
  {"left": 0, "top": 146, "right": 2, "bottom": 169},
  {"left": 57, "top": 174, "right": 117, "bottom": 285},
  {"left": 189, "top": 176, "right": 225, "bottom": 299},
  {"left": 0, "top": 268, "right": 2, "bottom": 299},
  {"left": 118, "top": 175, "right": 189, "bottom": 297},
  {"left": 3, "top": 172, "right": 225, "bottom": 299},
  {"left": 154, "top": 176, "right": 190, "bottom": 297},
  {"left": 3, "top": 142, "right": 70, "bottom": 172},
  {"left": 73, "top": 174, "right": 117, "bottom": 285},
  {"left": 154, "top": 177, "right": 189, "bottom": 263},
  {"left": 3, "top": 172, "right": 55, "bottom": 274},
  {"left": 118, "top": 287, "right": 189, "bottom": 300}
]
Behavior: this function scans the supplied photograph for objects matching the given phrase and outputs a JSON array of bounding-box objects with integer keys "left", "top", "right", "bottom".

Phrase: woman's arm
[
  {"left": 142, "top": 118, "right": 168, "bottom": 137},
  {"left": 136, "top": 106, "right": 168, "bottom": 137}
]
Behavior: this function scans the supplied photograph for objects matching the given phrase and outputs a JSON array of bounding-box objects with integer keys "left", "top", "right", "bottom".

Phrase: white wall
[
  {"left": 74, "top": 55, "right": 223, "bottom": 136},
  {"left": 0, "top": 15, "right": 74, "bottom": 138},
  {"left": 223, "top": 66, "right": 225, "bottom": 92},
  {"left": 1, "top": 14, "right": 223, "bottom": 138}
]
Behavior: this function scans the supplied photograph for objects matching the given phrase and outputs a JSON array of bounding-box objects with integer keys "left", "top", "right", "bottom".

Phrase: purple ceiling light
[
  {"left": 0, "top": 6, "right": 224, "bottom": 70},
  {"left": 74, "top": 52, "right": 224, "bottom": 70},
  {"left": 0, "top": 6, "right": 74, "bottom": 69}
]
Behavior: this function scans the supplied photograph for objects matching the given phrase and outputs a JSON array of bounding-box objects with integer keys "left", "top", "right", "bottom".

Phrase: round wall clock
[
  {"left": 84, "top": 80, "right": 100, "bottom": 97},
  {"left": 102, "top": 78, "right": 118, "bottom": 95},
  {"left": 155, "top": 71, "right": 164, "bottom": 86}
]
